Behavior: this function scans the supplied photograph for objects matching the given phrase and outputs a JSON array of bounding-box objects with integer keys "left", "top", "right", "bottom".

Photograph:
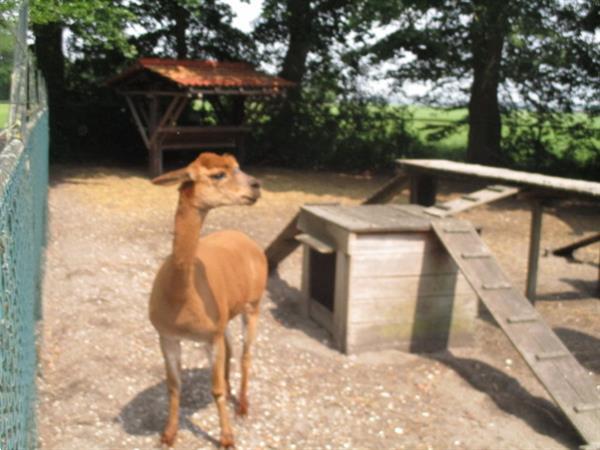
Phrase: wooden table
[{"left": 397, "top": 159, "right": 600, "bottom": 301}]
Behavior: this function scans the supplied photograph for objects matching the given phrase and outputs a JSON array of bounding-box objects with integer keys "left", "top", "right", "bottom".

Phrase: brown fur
[{"left": 149, "top": 152, "right": 268, "bottom": 448}]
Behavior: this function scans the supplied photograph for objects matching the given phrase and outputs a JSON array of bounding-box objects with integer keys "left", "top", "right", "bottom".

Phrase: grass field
[
  {"left": 405, "top": 106, "right": 599, "bottom": 165},
  {"left": 0, "top": 102, "right": 8, "bottom": 129},
  {"left": 405, "top": 106, "right": 468, "bottom": 157}
]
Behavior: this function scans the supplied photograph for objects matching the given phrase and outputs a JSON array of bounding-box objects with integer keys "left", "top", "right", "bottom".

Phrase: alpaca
[{"left": 149, "top": 152, "right": 267, "bottom": 448}]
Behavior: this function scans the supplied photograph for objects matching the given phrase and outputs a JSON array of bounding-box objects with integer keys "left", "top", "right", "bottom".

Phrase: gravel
[{"left": 38, "top": 164, "right": 599, "bottom": 450}]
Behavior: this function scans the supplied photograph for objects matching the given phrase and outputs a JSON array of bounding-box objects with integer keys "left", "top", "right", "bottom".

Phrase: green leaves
[{"left": 31, "top": 0, "right": 135, "bottom": 55}]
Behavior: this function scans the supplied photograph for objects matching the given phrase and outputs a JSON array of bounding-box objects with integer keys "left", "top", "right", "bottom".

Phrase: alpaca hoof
[
  {"left": 160, "top": 429, "right": 177, "bottom": 447},
  {"left": 220, "top": 432, "right": 235, "bottom": 449},
  {"left": 236, "top": 398, "right": 248, "bottom": 417}
]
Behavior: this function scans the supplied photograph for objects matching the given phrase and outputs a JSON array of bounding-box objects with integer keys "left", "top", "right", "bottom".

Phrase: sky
[
  {"left": 229, "top": 0, "right": 263, "bottom": 33},
  {"left": 226, "top": 0, "right": 430, "bottom": 101}
]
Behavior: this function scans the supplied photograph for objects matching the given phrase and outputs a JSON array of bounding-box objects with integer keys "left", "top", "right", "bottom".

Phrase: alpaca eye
[{"left": 210, "top": 172, "right": 226, "bottom": 180}]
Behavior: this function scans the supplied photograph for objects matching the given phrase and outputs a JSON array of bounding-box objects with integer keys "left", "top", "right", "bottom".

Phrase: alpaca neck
[{"left": 172, "top": 191, "right": 208, "bottom": 272}]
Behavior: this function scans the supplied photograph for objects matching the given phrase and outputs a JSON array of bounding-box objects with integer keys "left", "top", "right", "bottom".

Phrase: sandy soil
[{"left": 38, "top": 164, "right": 599, "bottom": 450}]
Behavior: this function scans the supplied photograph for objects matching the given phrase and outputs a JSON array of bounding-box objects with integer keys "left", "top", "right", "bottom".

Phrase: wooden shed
[
  {"left": 108, "top": 58, "right": 295, "bottom": 176},
  {"left": 297, "top": 204, "right": 478, "bottom": 354}
]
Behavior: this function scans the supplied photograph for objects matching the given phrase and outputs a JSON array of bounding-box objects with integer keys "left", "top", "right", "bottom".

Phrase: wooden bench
[{"left": 150, "top": 125, "right": 251, "bottom": 175}]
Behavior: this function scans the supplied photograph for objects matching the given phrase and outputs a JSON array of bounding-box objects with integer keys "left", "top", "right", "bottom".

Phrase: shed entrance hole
[{"left": 308, "top": 249, "right": 336, "bottom": 312}]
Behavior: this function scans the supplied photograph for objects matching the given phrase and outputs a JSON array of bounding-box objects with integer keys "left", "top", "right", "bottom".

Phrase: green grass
[
  {"left": 0, "top": 102, "right": 8, "bottom": 129},
  {"left": 404, "top": 106, "right": 598, "bottom": 164},
  {"left": 405, "top": 106, "right": 468, "bottom": 157}
]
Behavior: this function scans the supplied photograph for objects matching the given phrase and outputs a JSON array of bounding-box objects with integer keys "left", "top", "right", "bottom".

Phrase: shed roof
[{"left": 109, "top": 58, "right": 295, "bottom": 94}]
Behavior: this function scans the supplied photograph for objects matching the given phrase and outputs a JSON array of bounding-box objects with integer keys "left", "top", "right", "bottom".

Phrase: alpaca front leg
[
  {"left": 212, "top": 334, "right": 235, "bottom": 448},
  {"left": 160, "top": 336, "right": 182, "bottom": 446}
]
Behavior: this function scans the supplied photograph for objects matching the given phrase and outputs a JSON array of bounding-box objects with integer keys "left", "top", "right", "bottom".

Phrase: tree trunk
[
  {"left": 270, "top": 0, "right": 313, "bottom": 162},
  {"left": 279, "top": 0, "right": 312, "bottom": 84},
  {"left": 33, "top": 22, "right": 65, "bottom": 154},
  {"left": 173, "top": 4, "right": 189, "bottom": 59},
  {"left": 466, "top": 2, "right": 507, "bottom": 165}
]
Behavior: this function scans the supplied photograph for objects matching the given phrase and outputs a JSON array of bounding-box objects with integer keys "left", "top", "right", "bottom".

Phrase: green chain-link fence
[{"left": 0, "top": 0, "right": 49, "bottom": 448}]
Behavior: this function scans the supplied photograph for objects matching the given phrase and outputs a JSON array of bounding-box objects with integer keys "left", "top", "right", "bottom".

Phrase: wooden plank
[
  {"left": 296, "top": 207, "right": 350, "bottom": 253},
  {"left": 295, "top": 233, "right": 335, "bottom": 254},
  {"left": 346, "top": 292, "right": 477, "bottom": 325},
  {"left": 349, "top": 248, "right": 459, "bottom": 277},
  {"left": 349, "top": 232, "right": 436, "bottom": 255},
  {"left": 265, "top": 174, "right": 409, "bottom": 271},
  {"left": 432, "top": 219, "right": 600, "bottom": 446},
  {"left": 398, "top": 159, "right": 600, "bottom": 200},
  {"left": 345, "top": 296, "right": 475, "bottom": 353},
  {"left": 349, "top": 272, "right": 473, "bottom": 300},
  {"left": 332, "top": 251, "right": 351, "bottom": 352},
  {"left": 424, "top": 184, "right": 521, "bottom": 217},
  {"left": 298, "top": 204, "right": 433, "bottom": 236},
  {"left": 338, "top": 204, "right": 431, "bottom": 231},
  {"left": 553, "top": 232, "right": 600, "bottom": 258}
]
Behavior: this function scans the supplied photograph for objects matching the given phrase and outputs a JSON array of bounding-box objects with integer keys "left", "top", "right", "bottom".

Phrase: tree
[
  {"left": 253, "top": 0, "right": 366, "bottom": 164},
  {"left": 363, "top": 0, "right": 599, "bottom": 165},
  {"left": 30, "top": 0, "right": 134, "bottom": 154},
  {"left": 128, "top": 0, "right": 256, "bottom": 62},
  {"left": 0, "top": 26, "right": 13, "bottom": 99}
]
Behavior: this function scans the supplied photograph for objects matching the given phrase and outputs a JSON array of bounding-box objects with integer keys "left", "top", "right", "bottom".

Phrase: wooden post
[
  {"left": 148, "top": 96, "right": 161, "bottom": 176},
  {"left": 149, "top": 143, "right": 162, "bottom": 177},
  {"left": 409, "top": 174, "right": 437, "bottom": 206},
  {"left": 526, "top": 199, "right": 543, "bottom": 302}
]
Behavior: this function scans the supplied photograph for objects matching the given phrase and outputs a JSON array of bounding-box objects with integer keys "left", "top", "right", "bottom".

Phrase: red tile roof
[{"left": 110, "top": 58, "right": 295, "bottom": 92}]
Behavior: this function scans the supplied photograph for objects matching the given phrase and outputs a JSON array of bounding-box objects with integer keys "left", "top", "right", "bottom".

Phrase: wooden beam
[
  {"left": 171, "top": 96, "right": 188, "bottom": 124},
  {"left": 363, "top": 174, "right": 410, "bottom": 205},
  {"left": 124, "top": 95, "right": 150, "bottom": 148},
  {"left": 552, "top": 232, "right": 600, "bottom": 258},
  {"left": 119, "top": 90, "right": 191, "bottom": 97},
  {"left": 265, "top": 174, "right": 409, "bottom": 272},
  {"left": 137, "top": 97, "right": 151, "bottom": 129},
  {"left": 398, "top": 159, "right": 600, "bottom": 200},
  {"left": 150, "top": 96, "right": 182, "bottom": 146}
]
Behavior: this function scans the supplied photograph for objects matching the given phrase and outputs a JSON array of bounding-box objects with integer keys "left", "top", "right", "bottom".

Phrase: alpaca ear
[{"left": 151, "top": 167, "right": 194, "bottom": 186}]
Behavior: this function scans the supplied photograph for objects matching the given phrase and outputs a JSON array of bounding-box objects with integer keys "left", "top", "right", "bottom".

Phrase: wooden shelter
[
  {"left": 108, "top": 58, "right": 295, "bottom": 176},
  {"left": 296, "top": 204, "right": 478, "bottom": 354}
]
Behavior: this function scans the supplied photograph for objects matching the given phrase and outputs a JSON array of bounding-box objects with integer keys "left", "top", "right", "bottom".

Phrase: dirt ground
[{"left": 38, "top": 163, "right": 599, "bottom": 450}]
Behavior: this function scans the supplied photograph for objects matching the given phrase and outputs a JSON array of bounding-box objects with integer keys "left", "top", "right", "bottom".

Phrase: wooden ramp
[
  {"left": 432, "top": 219, "right": 600, "bottom": 448},
  {"left": 424, "top": 184, "right": 520, "bottom": 217}
]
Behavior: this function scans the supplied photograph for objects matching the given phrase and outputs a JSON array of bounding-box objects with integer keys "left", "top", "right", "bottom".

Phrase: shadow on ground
[
  {"left": 554, "top": 327, "right": 600, "bottom": 374},
  {"left": 266, "top": 271, "right": 336, "bottom": 349},
  {"left": 431, "top": 352, "right": 581, "bottom": 448},
  {"left": 117, "top": 367, "right": 219, "bottom": 447}
]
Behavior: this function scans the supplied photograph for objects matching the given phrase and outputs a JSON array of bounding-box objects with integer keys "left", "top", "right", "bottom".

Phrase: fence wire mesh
[{"left": 0, "top": 0, "right": 49, "bottom": 449}]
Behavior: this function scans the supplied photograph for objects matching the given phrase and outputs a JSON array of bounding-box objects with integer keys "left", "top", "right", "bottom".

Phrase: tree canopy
[
  {"left": 8, "top": 0, "right": 597, "bottom": 177},
  {"left": 361, "top": 0, "right": 599, "bottom": 165}
]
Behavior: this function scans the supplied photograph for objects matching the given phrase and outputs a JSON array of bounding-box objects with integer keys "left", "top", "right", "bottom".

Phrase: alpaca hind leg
[
  {"left": 238, "top": 304, "right": 259, "bottom": 416},
  {"left": 224, "top": 327, "right": 233, "bottom": 399},
  {"left": 211, "top": 334, "right": 235, "bottom": 448}
]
